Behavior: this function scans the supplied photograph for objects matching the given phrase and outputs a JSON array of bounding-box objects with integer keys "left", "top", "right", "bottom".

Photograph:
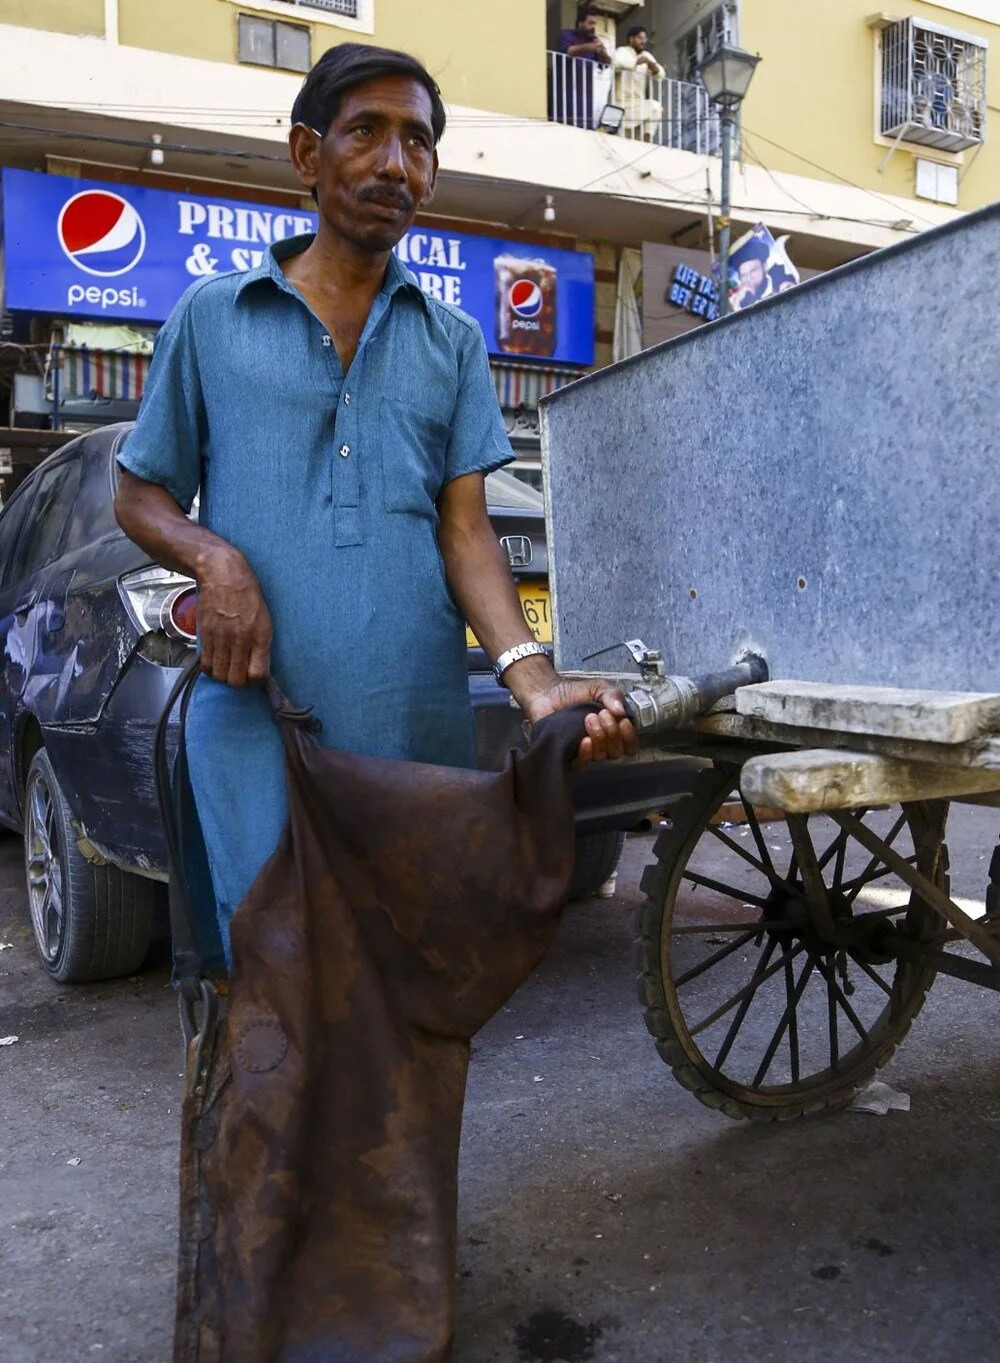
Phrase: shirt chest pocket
[{"left": 379, "top": 399, "right": 450, "bottom": 518}]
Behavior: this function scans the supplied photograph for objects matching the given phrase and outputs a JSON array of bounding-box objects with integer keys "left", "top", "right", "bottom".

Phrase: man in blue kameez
[{"left": 114, "top": 43, "right": 635, "bottom": 964}]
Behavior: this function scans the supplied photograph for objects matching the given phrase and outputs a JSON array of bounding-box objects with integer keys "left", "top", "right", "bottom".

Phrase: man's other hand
[
  {"left": 197, "top": 547, "right": 273, "bottom": 687},
  {"left": 523, "top": 677, "right": 639, "bottom": 769}
]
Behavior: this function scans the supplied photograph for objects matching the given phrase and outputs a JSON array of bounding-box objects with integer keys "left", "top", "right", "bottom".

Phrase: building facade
[{"left": 0, "top": 0, "right": 996, "bottom": 466}]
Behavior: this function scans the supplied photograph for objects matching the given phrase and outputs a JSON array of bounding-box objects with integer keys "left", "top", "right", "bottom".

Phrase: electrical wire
[
  {"left": 0, "top": 117, "right": 926, "bottom": 236},
  {"left": 0, "top": 119, "right": 289, "bottom": 162},
  {"left": 741, "top": 125, "right": 940, "bottom": 230}
]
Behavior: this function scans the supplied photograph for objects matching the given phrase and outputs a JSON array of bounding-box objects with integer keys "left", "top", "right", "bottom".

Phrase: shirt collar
[{"left": 234, "top": 233, "right": 429, "bottom": 310}]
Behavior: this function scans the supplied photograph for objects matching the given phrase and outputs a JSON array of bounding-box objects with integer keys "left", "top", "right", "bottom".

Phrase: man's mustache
[{"left": 358, "top": 186, "right": 414, "bottom": 212}]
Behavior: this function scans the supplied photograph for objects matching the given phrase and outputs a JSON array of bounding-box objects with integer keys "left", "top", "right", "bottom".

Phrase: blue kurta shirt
[{"left": 119, "top": 235, "right": 512, "bottom": 958}]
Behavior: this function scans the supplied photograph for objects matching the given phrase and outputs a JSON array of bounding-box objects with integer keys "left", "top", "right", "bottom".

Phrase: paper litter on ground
[{"left": 850, "top": 1079, "right": 910, "bottom": 1115}]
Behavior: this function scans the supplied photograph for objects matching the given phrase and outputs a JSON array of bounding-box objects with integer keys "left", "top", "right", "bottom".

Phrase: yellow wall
[
  {"left": 0, "top": 0, "right": 103, "bottom": 33},
  {"left": 116, "top": 0, "right": 547, "bottom": 119},
  {"left": 741, "top": 0, "right": 1000, "bottom": 212}
]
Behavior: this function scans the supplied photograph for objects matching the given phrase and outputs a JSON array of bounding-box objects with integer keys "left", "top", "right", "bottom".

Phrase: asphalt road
[{"left": 1, "top": 808, "right": 999, "bottom": 1363}]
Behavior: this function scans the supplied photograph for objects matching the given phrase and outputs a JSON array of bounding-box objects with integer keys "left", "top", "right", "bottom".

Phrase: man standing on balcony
[
  {"left": 554, "top": 4, "right": 612, "bottom": 130},
  {"left": 614, "top": 26, "right": 665, "bottom": 142}
]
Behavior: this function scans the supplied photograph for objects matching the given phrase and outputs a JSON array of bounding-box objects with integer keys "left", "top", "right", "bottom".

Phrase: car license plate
[{"left": 466, "top": 585, "right": 552, "bottom": 648}]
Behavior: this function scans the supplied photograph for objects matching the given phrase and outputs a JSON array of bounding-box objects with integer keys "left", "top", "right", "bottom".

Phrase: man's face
[
  {"left": 739, "top": 258, "right": 767, "bottom": 295},
  {"left": 579, "top": 14, "right": 598, "bottom": 37},
  {"left": 630, "top": 30, "right": 648, "bottom": 52},
  {"left": 290, "top": 74, "right": 438, "bottom": 254}
]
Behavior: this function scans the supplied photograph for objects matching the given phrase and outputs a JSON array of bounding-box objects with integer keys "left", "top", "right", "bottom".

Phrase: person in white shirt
[{"left": 613, "top": 26, "right": 665, "bottom": 141}]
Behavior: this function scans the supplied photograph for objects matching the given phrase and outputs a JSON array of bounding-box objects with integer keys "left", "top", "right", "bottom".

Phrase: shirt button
[
  {"left": 322, "top": 335, "right": 332, "bottom": 347},
  {"left": 339, "top": 444, "right": 351, "bottom": 458},
  {"left": 343, "top": 392, "right": 351, "bottom": 405}
]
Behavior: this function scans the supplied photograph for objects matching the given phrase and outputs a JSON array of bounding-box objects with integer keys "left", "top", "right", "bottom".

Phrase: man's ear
[
  {"left": 289, "top": 123, "right": 320, "bottom": 194},
  {"left": 420, "top": 150, "right": 440, "bottom": 207}
]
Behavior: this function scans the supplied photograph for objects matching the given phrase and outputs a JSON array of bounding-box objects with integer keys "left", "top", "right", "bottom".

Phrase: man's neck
[{"left": 284, "top": 222, "right": 391, "bottom": 300}]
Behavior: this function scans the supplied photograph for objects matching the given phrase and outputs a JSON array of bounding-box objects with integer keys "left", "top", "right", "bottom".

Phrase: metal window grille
[
  {"left": 285, "top": 0, "right": 359, "bottom": 15},
  {"left": 881, "top": 18, "right": 986, "bottom": 152}
]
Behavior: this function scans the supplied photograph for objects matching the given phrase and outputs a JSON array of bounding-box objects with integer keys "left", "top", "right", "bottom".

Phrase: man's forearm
[
  {"left": 114, "top": 469, "right": 240, "bottom": 581},
  {"left": 114, "top": 468, "right": 273, "bottom": 686},
  {"left": 438, "top": 517, "right": 557, "bottom": 703}
]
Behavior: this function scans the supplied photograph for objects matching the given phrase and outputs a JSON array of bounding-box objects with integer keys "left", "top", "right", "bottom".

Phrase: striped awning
[
  {"left": 58, "top": 346, "right": 151, "bottom": 401},
  {"left": 490, "top": 361, "right": 585, "bottom": 410},
  {"left": 49, "top": 322, "right": 156, "bottom": 402}
]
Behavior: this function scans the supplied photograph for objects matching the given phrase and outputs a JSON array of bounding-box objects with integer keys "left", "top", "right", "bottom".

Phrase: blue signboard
[{"left": 1, "top": 168, "right": 594, "bottom": 366}]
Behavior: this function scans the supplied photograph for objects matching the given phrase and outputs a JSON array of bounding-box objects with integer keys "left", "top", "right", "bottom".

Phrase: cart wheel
[{"left": 637, "top": 764, "right": 947, "bottom": 1122}]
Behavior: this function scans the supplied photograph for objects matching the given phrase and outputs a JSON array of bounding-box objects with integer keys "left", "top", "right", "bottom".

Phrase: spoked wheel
[
  {"left": 637, "top": 764, "right": 948, "bottom": 1121},
  {"left": 25, "top": 759, "right": 66, "bottom": 968}
]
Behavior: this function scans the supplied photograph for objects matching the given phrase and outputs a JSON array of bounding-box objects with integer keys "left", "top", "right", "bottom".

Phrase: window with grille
[
  {"left": 880, "top": 18, "right": 987, "bottom": 153},
  {"left": 674, "top": 3, "right": 737, "bottom": 157},
  {"left": 675, "top": 2, "right": 738, "bottom": 82},
  {"left": 238, "top": 14, "right": 310, "bottom": 72},
  {"left": 283, "top": 0, "right": 359, "bottom": 15}
]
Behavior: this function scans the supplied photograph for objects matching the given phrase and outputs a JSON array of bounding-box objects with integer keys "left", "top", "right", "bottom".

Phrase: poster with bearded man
[{"left": 727, "top": 224, "right": 801, "bottom": 311}]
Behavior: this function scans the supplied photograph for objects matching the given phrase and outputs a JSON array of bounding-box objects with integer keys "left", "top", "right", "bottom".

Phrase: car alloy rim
[{"left": 25, "top": 770, "right": 65, "bottom": 964}]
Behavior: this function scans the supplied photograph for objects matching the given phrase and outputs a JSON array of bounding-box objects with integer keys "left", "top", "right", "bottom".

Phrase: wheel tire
[
  {"left": 636, "top": 764, "right": 943, "bottom": 1122},
  {"left": 570, "top": 829, "right": 626, "bottom": 900},
  {"left": 23, "top": 748, "right": 155, "bottom": 983}
]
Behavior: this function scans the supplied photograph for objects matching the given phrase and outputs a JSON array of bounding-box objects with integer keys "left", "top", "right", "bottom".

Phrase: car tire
[
  {"left": 570, "top": 829, "right": 626, "bottom": 901},
  {"left": 23, "top": 748, "right": 155, "bottom": 983}
]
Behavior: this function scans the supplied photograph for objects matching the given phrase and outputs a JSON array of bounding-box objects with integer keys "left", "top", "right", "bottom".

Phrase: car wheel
[
  {"left": 23, "top": 748, "right": 155, "bottom": 983},
  {"left": 570, "top": 829, "right": 626, "bottom": 900}
]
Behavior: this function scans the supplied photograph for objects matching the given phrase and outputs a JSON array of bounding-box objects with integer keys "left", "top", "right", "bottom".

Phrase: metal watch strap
[{"left": 492, "top": 640, "right": 548, "bottom": 685}]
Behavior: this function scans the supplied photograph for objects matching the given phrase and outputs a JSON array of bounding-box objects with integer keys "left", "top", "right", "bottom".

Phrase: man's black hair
[
  {"left": 577, "top": 4, "right": 601, "bottom": 21},
  {"left": 627, "top": 25, "right": 648, "bottom": 39},
  {"left": 291, "top": 42, "right": 446, "bottom": 144}
]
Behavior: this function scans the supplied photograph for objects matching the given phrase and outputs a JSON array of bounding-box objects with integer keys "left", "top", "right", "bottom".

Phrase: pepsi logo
[
  {"left": 509, "top": 278, "right": 543, "bottom": 319},
  {"left": 57, "top": 190, "right": 146, "bottom": 278}
]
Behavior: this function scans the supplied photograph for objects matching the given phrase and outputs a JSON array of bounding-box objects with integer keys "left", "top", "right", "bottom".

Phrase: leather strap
[{"left": 154, "top": 658, "right": 205, "bottom": 997}]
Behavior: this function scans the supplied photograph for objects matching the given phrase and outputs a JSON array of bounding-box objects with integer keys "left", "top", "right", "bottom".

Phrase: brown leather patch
[
  {"left": 234, "top": 1017, "right": 287, "bottom": 1073},
  {"left": 174, "top": 701, "right": 594, "bottom": 1363}
]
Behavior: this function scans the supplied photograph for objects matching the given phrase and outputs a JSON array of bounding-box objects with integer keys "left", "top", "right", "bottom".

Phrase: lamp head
[{"left": 699, "top": 43, "right": 761, "bottom": 108}]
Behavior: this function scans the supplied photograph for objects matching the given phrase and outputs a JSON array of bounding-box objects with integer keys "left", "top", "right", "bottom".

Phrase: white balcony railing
[{"left": 547, "top": 50, "right": 722, "bottom": 154}]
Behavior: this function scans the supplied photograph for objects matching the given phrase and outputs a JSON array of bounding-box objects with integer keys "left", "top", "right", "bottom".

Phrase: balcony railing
[{"left": 547, "top": 50, "right": 722, "bottom": 155}]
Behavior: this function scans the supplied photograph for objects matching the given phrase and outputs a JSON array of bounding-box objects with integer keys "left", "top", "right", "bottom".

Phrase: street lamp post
[{"left": 698, "top": 43, "right": 762, "bottom": 317}]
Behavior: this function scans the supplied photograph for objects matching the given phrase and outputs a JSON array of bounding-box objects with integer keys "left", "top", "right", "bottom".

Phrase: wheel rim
[
  {"left": 25, "top": 768, "right": 65, "bottom": 965},
  {"left": 656, "top": 771, "right": 944, "bottom": 1110}
]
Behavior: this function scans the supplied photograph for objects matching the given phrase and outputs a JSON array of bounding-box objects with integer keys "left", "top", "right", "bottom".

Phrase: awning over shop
[
  {"left": 50, "top": 323, "right": 156, "bottom": 401},
  {"left": 490, "top": 361, "right": 585, "bottom": 411}
]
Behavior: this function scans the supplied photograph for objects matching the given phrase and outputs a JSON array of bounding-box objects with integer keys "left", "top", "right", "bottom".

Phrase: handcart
[{"left": 540, "top": 202, "right": 1000, "bottom": 1121}]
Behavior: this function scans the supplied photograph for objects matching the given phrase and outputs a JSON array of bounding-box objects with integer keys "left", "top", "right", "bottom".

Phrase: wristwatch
[{"left": 492, "top": 640, "right": 549, "bottom": 685}]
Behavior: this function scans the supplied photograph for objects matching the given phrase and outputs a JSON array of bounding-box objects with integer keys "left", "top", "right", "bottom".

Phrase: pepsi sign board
[{"left": 2, "top": 168, "right": 594, "bottom": 366}]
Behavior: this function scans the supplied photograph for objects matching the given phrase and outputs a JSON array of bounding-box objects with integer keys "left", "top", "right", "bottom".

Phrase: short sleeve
[
  {"left": 443, "top": 324, "right": 513, "bottom": 486},
  {"left": 116, "top": 289, "right": 206, "bottom": 512}
]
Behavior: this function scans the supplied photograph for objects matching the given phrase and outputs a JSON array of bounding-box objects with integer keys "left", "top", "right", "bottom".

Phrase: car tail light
[
  {"left": 167, "top": 586, "right": 198, "bottom": 641},
  {"left": 119, "top": 567, "right": 198, "bottom": 645}
]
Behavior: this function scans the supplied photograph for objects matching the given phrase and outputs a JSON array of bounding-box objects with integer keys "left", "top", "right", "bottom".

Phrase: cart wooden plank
[
  {"left": 697, "top": 711, "right": 1000, "bottom": 772},
  {"left": 740, "top": 748, "right": 1000, "bottom": 814},
  {"left": 736, "top": 681, "right": 1000, "bottom": 745}
]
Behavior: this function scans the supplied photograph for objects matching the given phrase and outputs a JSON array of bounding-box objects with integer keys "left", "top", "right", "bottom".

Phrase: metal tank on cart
[{"left": 540, "top": 204, "right": 1000, "bottom": 1121}]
